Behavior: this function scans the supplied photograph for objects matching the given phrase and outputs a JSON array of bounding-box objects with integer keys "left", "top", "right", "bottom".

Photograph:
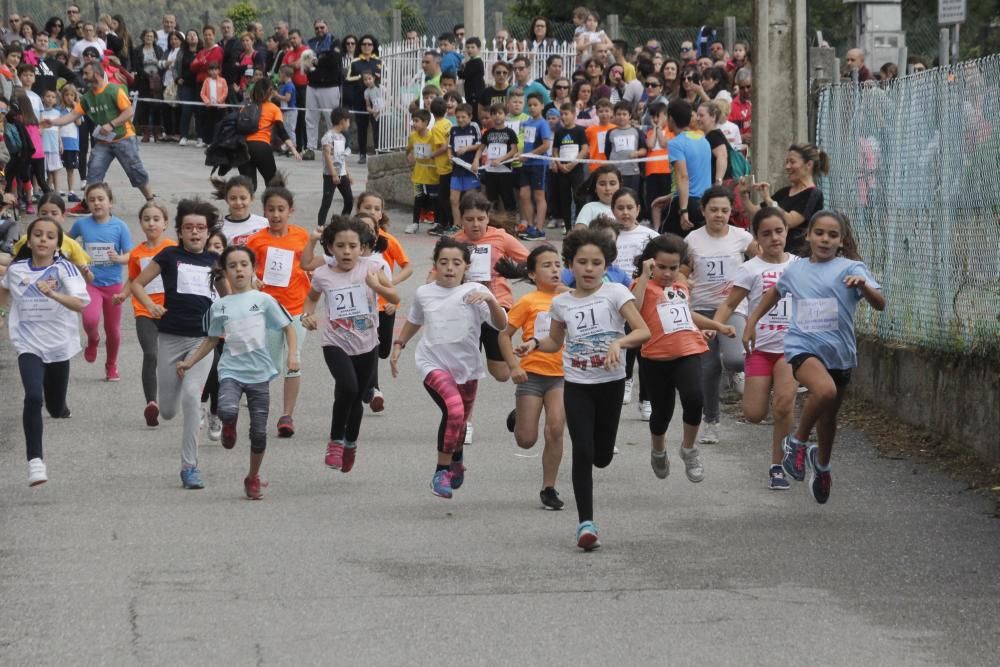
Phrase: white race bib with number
[
  {"left": 139, "top": 257, "right": 164, "bottom": 295},
  {"left": 224, "top": 313, "right": 266, "bottom": 356},
  {"left": 533, "top": 312, "right": 551, "bottom": 340},
  {"left": 327, "top": 284, "right": 371, "bottom": 319},
  {"left": 559, "top": 143, "right": 579, "bottom": 160},
  {"left": 566, "top": 300, "right": 613, "bottom": 338},
  {"left": 486, "top": 143, "right": 506, "bottom": 159},
  {"left": 596, "top": 131, "right": 607, "bottom": 153},
  {"left": 613, "top": 134, "right": 636, "bottom": 153},
  {"left": 523, "top": 126, "right": 537, "bottom": 144},
  {"left": 85, "top": 242, "right": 114, "bottom": 265},
  {"left": 796, "top": 297, "right": 838, "bottom": 332},
  {"left": 19, "top": 295, "right": 59, "bottom": 322},
  {"left": 263, "top": 247, "right": 294, "bottom": 287},
  {"left": 176, "top": 263, "right": 212, "bottom": 297},
  {"left": 764, "top": 296, "right": 792, "bottom": 327},
  {"left": 505, "top": 120, "right": 521, "bottom": 134},
  {"left": 657, "top": 301, "right": 697, "bottom": 334},
  {"left": 698, "top": 256, "right": 733, "bottom": 284},
  {"left": 414, "top": 143, "right": 431, "bottom": 159},
  {"left": 454, "top": 135, "right": 474, "bottom": 150},
  {"left": 468, "top": 244, "right": 492, "bottom": 282}
]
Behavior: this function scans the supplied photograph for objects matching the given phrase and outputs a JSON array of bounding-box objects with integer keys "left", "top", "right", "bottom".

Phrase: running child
[
  {"left": 318, "top": 107, "right": 353, "bottom": 226},
  {"left": 714, "top": 207, "right": 799, "bottom": 490},
  {"left": 518, "top": 228, "right": 650, "bottom": 550},
  {"left": 745, "top": 210, "right": 885, "bottom": 504},
  {"left": 212, "top": 175, "right": 269, "bottom": 246},
  {"left": 448, "top": 103, "right": 483, "bottom": 228},
  {"left": 10, "top": 194, "right": 93, "bottom": 281},
  {"left": 498, "top": 244, "right": 566, "bottom": 510},
  {"left": 302, "top": 217, "right": 399, "bottom": 472},
  {"left": 176, "top": 245, "right": 298, "bottom": 500},
  {"left": 68, "top": 182, "right": 131, "bottom": 381},
  {"left": 574, "top": 165, "right": 621, "bottom": 229},
  {"left": 390, "top": 237, "right": 507, "bottom": 499},
  {"left": 199, "top": 229, "right": 228, "bottom": 441},
  {"left": 130, "top": 198, "right": 227, "bottom": 489},
  {"left": 0, "top": 217, "right": 89, "bottom": 486},
  {"left": 632, "top": 234, "right": 734, "bottom": 483}
]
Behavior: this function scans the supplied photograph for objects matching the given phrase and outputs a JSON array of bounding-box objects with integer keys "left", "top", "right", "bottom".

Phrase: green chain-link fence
[{"left": 816, "top": 55, "right": 1000, "bottom": 357}]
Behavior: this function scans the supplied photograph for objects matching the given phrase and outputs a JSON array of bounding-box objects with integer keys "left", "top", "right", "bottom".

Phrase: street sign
[{"left": 939, "top": 0, "right": 967, "bottom": 25}]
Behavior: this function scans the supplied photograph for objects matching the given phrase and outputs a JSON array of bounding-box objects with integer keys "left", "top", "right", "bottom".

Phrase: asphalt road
[{"left": 1, "top": 145, "right": 998, "bottom": 665}]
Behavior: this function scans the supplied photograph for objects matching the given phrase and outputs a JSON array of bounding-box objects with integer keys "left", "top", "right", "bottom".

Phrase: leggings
[
  {"left": 638, "top": 355, "right": 703, "bottom": 436},
  {"left": 624, "top": 325, "right": 649, "bottom": 402},
  {"left": 317, "top": 174, "right": 354, "bottom": 226},
  {"left": 135, "top": 316, "right": 159, "bottom": 402},
  {"left": 238, "top": 140, "right": 278, "bottom": 193},
  {"left": 322, "top": 346, "right": 378, "bottom": 442},
  {"left": 356, "top": 112, "right": 378, "bottom": 155},
  {"left": 200, "top": 340, "right": 224, "bottom": 414},
  {"left": 18, "top": 354, "right": 70, "bottom": 461},
  {"left": 83, "top": 283, "right": 123, "bottom": 368},
  {"left": 696, "top": 310, "right": 746, "bottom": 423},
  {"left": 423, "top": 370, "right": 477, "bottom": 454},
  {"left": 157, "top": 333, "right": 214, "bottom": 469},
  {"left": 23, "top": 157, "right": 50, "bottom": 195},
  {"left": 370, "top": 310, "right": 396, "bottom": 392},
  {"left": 217, "top": 378, "right": 269, "bottom": 453},
  {"left": 564, "top": 379, "right": 626, "bottom": 523}
]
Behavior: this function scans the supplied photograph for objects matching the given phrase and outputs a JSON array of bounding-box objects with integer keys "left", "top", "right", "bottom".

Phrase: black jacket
[{"left": 307, "top": 44, "right": 343, "bottom": 88}]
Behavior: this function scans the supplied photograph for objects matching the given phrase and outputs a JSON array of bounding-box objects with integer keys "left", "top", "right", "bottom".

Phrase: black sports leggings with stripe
[{"left": 564, "top": 379, "right": 625, "bottom": 523}]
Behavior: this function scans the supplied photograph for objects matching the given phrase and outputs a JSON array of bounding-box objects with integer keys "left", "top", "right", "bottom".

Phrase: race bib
[
  {"left": 224, "top": 313, "right": 266, "bottom": 356},
  {"left": 533, "top": 312, "right": 551, "bottom": 340},
  {"left": 613, "top": 134, "right": 636, "bottom": 153},
  {"left": 85, "top": 242, "right": 114, "bottom": 265},
  {"left": 425, "top": 303, "right": 471, "bottom": 345},
  {"left": 176, "top": 263, "right": 212, "bottom": 297},
  {"left": 698, "top": 256, "right": 733, "bottom": 284},
  {"left": 468, "top": 244, "right": 492, "bottom": 282},
  {"left": 796, "top": 297, "right": 838, "bottom": 332},
  {"left": 414, "top": 143, "right": 431, "bottom": 159},
  {"left": 505, "top": 120, "right": 521, "bottom": 134},
  {"left": 19, "top": 295, "right": 59, "bottom": 322},
  {"left": 764, "top": 296, "right": 792, "bottom": 327},
  {"left": 523, "top": 126, "right": 537, "bottom": 144},
  {"left": 596, "top": 131, "right": 607, "bottom": 153},
  {"left": 566, "top": 300, "right": 613, "bottom": 338},
  {"left": 657, "top": 301, "right": 697, "bottom": 334},
  {"left": 139, "top": 257, "right": 164, "bottom": 295},
  {"left": 486, "top": 143, "right": 506, "bottom": 159},
  {"left": 559, "top": 143, "right": 579, "bottom": 160},
  {"left": 262, "top": 247, "right": 294, "bottom": 287},
  {"left": 326, "top": 284, "right": 371, "bottom": 319},
  {"left": 454, "top": 135, "right": 474, "bottom": 150}
]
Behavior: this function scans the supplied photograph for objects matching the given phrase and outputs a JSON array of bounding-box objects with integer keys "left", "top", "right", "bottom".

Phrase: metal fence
[
  {"left": 815, "top": 55, "right": 1000, "bottom": 357},
  {"left": 376, "top": 37, "right": 577, "bottom": 152}
]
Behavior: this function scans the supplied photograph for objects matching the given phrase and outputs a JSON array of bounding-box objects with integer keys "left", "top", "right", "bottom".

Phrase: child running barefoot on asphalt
[
  {"left": 498, "top": 244, "right": 566, "bottom": 510},
  {"left": 176, "top": 245, "right": 298, "bottom": 500},
  {"left": 0, "top": 217, "right": 90, "bottom": 486},
  {"left": 302, "top": 217, "right": 398, "bottom": 473},
  {"left": 519, "top": 228, "right": 649, "bottom": 551},
  {"left": 745, "top": 210, "right": 885, "bottom": 504},
  {"left": 714, "top": 207, "right": 799, "bottom": 490},
  {"left": 131, "top": 199, "right": 228, "bottom": 490},
  {"left": 390, "top": 237, "right": 507, "bottom": 499}
]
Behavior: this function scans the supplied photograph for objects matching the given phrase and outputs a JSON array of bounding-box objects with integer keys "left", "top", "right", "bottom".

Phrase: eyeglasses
[
  {"left": 554, "top": 84, "right": 569, "bottom": 89},
  {"left": 361, "top": 41, "right": 373, "bottom": 46},
  {"left": 680, "top": 46, "right": 693, "bottom": 52},
  {"left": 645, "top": 81, "right": 661, "bottom": 88}
]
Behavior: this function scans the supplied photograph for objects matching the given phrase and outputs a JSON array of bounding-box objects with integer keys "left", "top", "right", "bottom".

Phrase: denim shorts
[
  {"left": 515, "top": 372, "right": 564, "bottom": 397},
  {"left": 88, "top": 135, "right": 149, "bottom": 188}
]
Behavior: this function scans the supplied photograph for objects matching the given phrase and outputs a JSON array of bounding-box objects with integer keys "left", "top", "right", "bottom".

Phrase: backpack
[
  {"left": 727, "top": 142, "right": 751, "bottom": 179},
  {"left": 235, "top": 102, "right": 261, "bottom": 135},
  {"left": 4, "top": 119, "right": 22, "bottom": 158},
  {"left": 205, "top": 111, "right": 250, "bottom": 177}
]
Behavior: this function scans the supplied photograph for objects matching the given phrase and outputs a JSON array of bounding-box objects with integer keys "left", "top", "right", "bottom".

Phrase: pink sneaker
[
  {"left": 84, "top": 339, "right": 98, "bottom": 363},
  {"left": 25, "top": 204, "right": 36, "bottom": 214},
  {"left": 341, "top": 445, "right": 356, "bottom": 473},
  {"left": 105, "top": 365, "right": 120, "bottom": 381},
  {"left": 143, "top": 401, "right": 159, "bottom": 426},
  {"left": 325, "top": 441, "right": 344, "bottom": 469},
  {"left": 244, "top": 475, "right": 266, "bottom": 500},
  {"left": 221, "top": 420, "right": 237, "bottom": 449}
]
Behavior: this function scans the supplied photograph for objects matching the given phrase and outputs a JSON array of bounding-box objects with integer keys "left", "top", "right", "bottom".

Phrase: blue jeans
[
  {"left": 87, "top": 136, "right": 150, "bottom": 188},
  {"left": 177, "top": 85, "right": 199, "bottom": 139}
]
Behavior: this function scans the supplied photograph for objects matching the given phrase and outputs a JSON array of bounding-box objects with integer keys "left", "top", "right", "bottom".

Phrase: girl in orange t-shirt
[
  {"left": 498, "top": 244, "right": 566, "bottom": 510},
  {"left": 631, "top": 234, "right": 734, "bottom": 483},
  {"left": 115, "top": 201, "right": 175, "bottom": 427}
]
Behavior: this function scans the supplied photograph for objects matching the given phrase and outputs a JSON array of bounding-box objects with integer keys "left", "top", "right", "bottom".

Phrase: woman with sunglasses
[
  {"left": 44, "top": 17, "right": 68, "bottom": 51},
  {"left": 543, "top": 77, "right": 572, "bottom": 116},
  {"left": 681, "top": 68, "right": 704, "bottom": 108},
  {"left": 640, "top": 74, "right": 668, "bottom": 128},
  {"left": 345, "top": 35, "right": 381, "bottom": 163},
  {"left": 480, "top": 61, "right": 513, "bottom": 113}
]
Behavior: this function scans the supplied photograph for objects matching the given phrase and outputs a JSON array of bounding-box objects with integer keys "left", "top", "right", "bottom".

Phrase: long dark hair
[
  {"left": 805, "top": 210, "right": 861, "bottom": 261},
  {"left": 14, "top": 217, "right": 64, "bottom": 261},
  {"left": 633, "top": 233, "right": 687, "bottom": 279}
]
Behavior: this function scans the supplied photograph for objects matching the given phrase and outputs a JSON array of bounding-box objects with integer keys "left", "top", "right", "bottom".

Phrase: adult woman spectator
[
  {"left": 543, "top": 76, "right": 571, "bottom": 115},
  {"left": 879, "top": 62, "right": 898, "bottom": 83},
  {"left": 236, "top": 32, "right": 263, "bottom": 94},
  {"left": 265, "top": 34, "right": 287, "bottom": 77},
  {"left": 44, "top": 17, "right": 68, "bottom": 51},
  {"left": 345, "top": 34, "right": 381, "bottom": 163},
  {"left": 111, "top": 15, "right": 133, "bottom": 68},
  {"left": 160, "top": 30, "right": 184, "bottom": 141},
  {"left": 571, "top": 80, "right": 596, "bottom": 126},
  {"left": 132, "top": 29, "right": 165, "bottom": 143},
  {"left": 639, "top": 74, "right": 668, "bottom": 128},
  {"left": 696, "top": 101, "right": 731, "bottom": 185},
  {"left": 740, "top": 143, "right": 829, "bottom": 254},
  {"left": 660, "top": 58, "right": 682, "bottom": 100},
  {"left": 479, "top": 60, "right": 512, "bottom": 112},
  {"left": 341, "top": 35, "right": 358, "bottom": 60},
  {"left": 175, "top": 29, "right": 202, "bottom": 145},
  {"left": 238, "top": 77, "right": 301, "bottom": 191},
  {"left": 97, "top": 15, "right": 123, "bottom": 66},
  {"left": 698, "top": 66, "right": 727, "bottom": 100},
  {"left": 526, "top": 17, "right": 557, "bottom": 51},
  {"left": 607, "top": 63, "right": 641, "bottom": 112},
  {"left": 580, "top": 57, "right": 611, "bottom": 100},
  {"left": 18, "top": 21, "right": 37, "bottom": 49},
  {"left": 537, "top": 54, "right": 563, "bottom": 92},
  {"left": 680, "top": 68, "right": 703, "bottom": 108}
]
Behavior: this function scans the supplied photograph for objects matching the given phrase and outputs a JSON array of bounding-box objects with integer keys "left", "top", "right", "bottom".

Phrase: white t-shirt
[
  {"left": 720, "top": 121, "right": 743, "bottom": 149},
  {"left": 550, "top": 282, "right": 634, "bottom": 384},
  {"left": 222, "top": 214, "right": 270, "bottom": 247},
  {"left": 686, "top": 225, "right": 754, "bottom": 312},
  {"left": 71, "top": 38, "right": 107, "bottom": 61},
  {"left": 733, "top": 255, "right": 798, "bottom": 353},
  {"left": 613, "top": 225, "right": 658, "bottom": 274},
  {"left": 321, "top": 130, "right": 348, "bottom": 176},
  {"left": 574, "top": 201, "right": 613, "bottom": 228},
  {"left": 408, "top": 282, "right": 499, "bottom": 384},
  {"left": 1, "top": 257, "right": 90, "bottom": 363}
]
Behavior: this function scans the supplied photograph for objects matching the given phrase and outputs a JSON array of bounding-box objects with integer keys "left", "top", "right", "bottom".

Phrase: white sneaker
[
  {"left": 464, "top": 422, "right": 474, "bottom": 445},
  {"left": 28, "top": 458, "right": 47, "bottom": 486},
  {"left": 546, "top": 219, "right": 559, "bottom": 229},
  {"left": 679, "top": 446, "right": 705, "bottom": 483},
  {"left": 405, "top": 222, "right": 418, "bottom": 234},
  {"left": 178, "top": 137, "right": 188, "bottom": 146},
  {"left": 208, "top": 414, "right": 222, "bottom": 441},
  {"left": 731, "top": 371, "right": 745, "bottom": 395},
  {"left": 638, "top": 400, "right": 652, "bottom": 421},
  {"left": 195, "top": 139, "right": 205, "bottom": 148},
  {"left": 698, "top": 421, "right": 720, "bottom": 444},
  {"left": 622, "top": 378, "right": 634, "bottom": 404},
  {"left": 613, "top": 445, "right": 620, "bottom": 454}
]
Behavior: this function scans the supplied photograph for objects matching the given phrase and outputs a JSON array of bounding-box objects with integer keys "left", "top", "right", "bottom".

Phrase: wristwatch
[{"left": 679, "top": 208, "right": 688, "bottom": 214}]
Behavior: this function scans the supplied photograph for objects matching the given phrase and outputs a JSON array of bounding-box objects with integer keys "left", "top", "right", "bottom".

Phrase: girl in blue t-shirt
[
  {"left": 68, "top": 183, "right": 131, "bottom": 381},
  {"left": 745, "top": 210, "right": 885, "bottom": 506}
]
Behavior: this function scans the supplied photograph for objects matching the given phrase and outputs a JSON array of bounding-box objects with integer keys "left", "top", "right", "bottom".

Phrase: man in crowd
[
  {"left": 30, "top": 32, "right": 77, "bottom": 94},
  {"left": 309, "top": 19, "right": 333, "bottom": 54},
  {"left": 220, "top": 19, "right": 243, "bottom": 88},
  {"left": 421, "top": 50, "right": 442, "bottom": 90},
  {"left": 513, "top": 55, "right": 549, "bottom": 104},
  {"left": 65, "top": 4, "right": 83, "bottom": 44},
  {"left": 70, "top": 22, "right": 106, "bottom": 70},
  {"left": 3, "top": 13, "right": 22, "bottom": 47},
  {"left": 304, "top": 25, "right": 343, "bottom": 160},
  {"left": 273, "top": 21, "right": 290, "bottom": 43},
  {"left": 453, "top": 24, "right": 465, "bottom": 43},
  {"left": 680, "top": 40, "right": 697, "bottom": 65},
  {"left": 709, "top": 39, "right": 729, "bottom": 63},
  {"left": 845, "top": 48, "right": 875, "bottom": 82},
  {"left": 156, "top": 14, "right": 177, "bottom": 51}
]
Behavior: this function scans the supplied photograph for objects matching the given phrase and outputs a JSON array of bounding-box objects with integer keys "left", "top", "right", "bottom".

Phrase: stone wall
[{"left": 366, "top": 153, "right": 413, "bottom": 208}]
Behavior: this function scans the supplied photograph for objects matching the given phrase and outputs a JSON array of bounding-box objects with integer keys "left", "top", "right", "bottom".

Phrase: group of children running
[{"left": 0, "top": 168, "right": 884, "bottom": 552}]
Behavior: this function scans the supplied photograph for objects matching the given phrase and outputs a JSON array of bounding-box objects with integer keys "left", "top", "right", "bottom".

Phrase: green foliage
[
  {"left": 389, "top": 0, "right": 426, "bottom": 35},
  {"left": 226, "top": 2, "right": 260, "bottom": 31}
]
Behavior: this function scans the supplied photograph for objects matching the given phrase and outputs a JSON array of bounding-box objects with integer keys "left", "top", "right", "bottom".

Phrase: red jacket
[
  {"left": 284, "top": 45, "right": 309, "bottom": 87},
  {"left": 191, "top": 44, "right": 223, "bottom": 85}
]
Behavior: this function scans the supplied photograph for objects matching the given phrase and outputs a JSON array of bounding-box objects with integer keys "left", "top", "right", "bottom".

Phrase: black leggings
[
  {"left": 370, "top": 310, "right": 396, "bottom": 392},
  {"left": 135, "top": 316, "right": 159, "bottom": 402},
  {"left": 624, "top": 325, "right": 649, "bottom": 402},
  {"left": 317, "top": 174, "right": 354, "bottom": 226},
  {"left": 564, "top": 379, "right": 625, "bottom": 523},
  {"left": 18, "top": 354, "right": 70, "bottom": 461},
  {"left": 638, "top": 355, "right": 703, "bottom": 436},
  {"left": 238, "top": 140, "right": 278, "bottom": 193},
  {"left": 20, "top": 157, "right": 49, "bottom": 196},
  {"left": 356, "top": 111, "right": 377, "bottom": 155},
  {"left": 200, "top": 340, "right": 224, "bottom": 414},
  {"left": 322, "top": 346, "right": 378, "bottom": 442},
  {"left": 554, "top": 167, "right": 586, "bottom": 231}
]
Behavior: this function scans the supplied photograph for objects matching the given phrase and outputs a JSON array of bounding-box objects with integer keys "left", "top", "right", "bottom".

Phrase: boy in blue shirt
[
  {"left": 517, "top": 92, "right": 553, "bottom": 239},
  {"left": 438, "top": 33, "right": 463, "bottom": 77}
]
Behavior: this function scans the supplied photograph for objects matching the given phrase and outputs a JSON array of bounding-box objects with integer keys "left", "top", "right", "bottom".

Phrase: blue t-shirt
[
  {"left": 777, "top": 256, "right": 881, "bottom": 370},
  {"left": 561, "top": 265, "right": 632, "bottom": 288},
  {"left": 279, "top": 81, "right": 296, "bottom": 109},
  {"left": 668, "top": 129, "right": 712, "bottom": 199},
  {"left": 206, "top": 290, "right": 293, "bottom": 384},
  {"left": 68, "top": 215, "right": 131, "bottom": 286},
  {"left": 441, "top": 51, "right": 463, "bottom": 77},
  {"left": 522, "top": 80, "right": 551, "bottom": 105},
  {"left": 521, "top": 116, "right": 552, "bottom": 164}
]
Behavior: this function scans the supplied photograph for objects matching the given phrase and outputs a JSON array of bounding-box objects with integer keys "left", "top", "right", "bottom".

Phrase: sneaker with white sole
[
  {"left": 27, "top": 458, "right": 47, "bottom": 486},
  {"left": 768, "top": 464, "right": 791, "bottom": 490},
  {"left": 464, "top": 422, "right": 474, "bottom": 445},
  {"left": 178, "top": 137, "right": 188, "bottom": 146},
  {"left": 679, "top": 446, "right": 704, "bottom": 482},
  {"left": 698, "top": 421, "right": 720, "bottom": 444},
  {"left": 650, "top": 449, "right": 669, "bottom": 479},
  {"left": 404, "top": 222, "right": 418, "bottom": 234},
  {"left": 546, "top": 219, "right": 560, "bottom": 229},
  {"left": 806, "top": 445, "right": 832, "bottom": 504},
  {"left": 638, "top": 400, "right": 651, "bottom": 421},
  {"left": 576, "top": 521, "right": 600, "bottom": 550},
  {"left": 207, "top": 414, "right": 222, "bottom": 441},
  {"left": 622, "top": 378, "right": 633, "bottom": 404}
]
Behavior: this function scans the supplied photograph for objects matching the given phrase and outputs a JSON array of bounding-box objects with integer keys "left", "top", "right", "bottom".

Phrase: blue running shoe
[
  {"left": 806, "top": 445, "right": 832, "bottom": 504},
  {"left": 576, "top": 521, "right": 601, "bottom": 551},
  {"left": 180, "top": 467, "right": 204, "bottom": 489},
  {"left": 449, "top": 461, "right": 466, "bottom": 490},
  {"left": 768, "top": 464, "right": 791, "bottom": 490},
  {"left": 781, "top": 435, "right": 807, "bottom": 481},
  {"left": 431, "top": 469, "right": 453, "bottom": 498}
]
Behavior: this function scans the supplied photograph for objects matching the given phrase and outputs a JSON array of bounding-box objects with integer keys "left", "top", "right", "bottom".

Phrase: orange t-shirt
[
  {"left": 639, "top": 281, "right": 709, "bottom": 360},
  {"left": 127, "top": 238, "right": 177, "bottom": 319},
  {"left": 645, "top": 127, "right": 675, "bottom": 176},
  {"left": 375, "top": 232, "right": 410, "bottom": 310},
  {"left": 245, "top": 225, "right": 311, "bottom": 315},
  {"left": 506, "top": 289, "right": 563, "bottom": 377},
  {"left": 246, "top": 102, "right": 285, "bottom": 145},
  {"left": 453, "top": 226, "right": 529, "bottom": 309},
  {"left": 585, "top": 123, "right": 614, "bottom": 171}
]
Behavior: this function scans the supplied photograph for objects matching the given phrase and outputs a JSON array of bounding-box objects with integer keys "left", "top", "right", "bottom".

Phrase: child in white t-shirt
[{"left": 318, "top": 108, "right": 354, "bottom": 226}]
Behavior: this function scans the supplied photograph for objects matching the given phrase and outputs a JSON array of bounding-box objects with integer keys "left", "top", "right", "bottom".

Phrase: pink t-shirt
[{"left": 309, "top": 257, "right": 379, "bottom": 355}]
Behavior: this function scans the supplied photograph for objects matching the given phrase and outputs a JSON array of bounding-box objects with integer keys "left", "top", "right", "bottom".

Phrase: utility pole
[{"left": 464, "top": 0, "right": 484, "bottom": 42}]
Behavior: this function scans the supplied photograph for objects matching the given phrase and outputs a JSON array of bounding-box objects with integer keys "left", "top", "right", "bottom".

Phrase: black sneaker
[
  {"left": 506, "top": 408, "right": 516, "bottom": 433},
  {"left": 540, "top": 487, "right": 564, "bottom": 510},
  {"left": 428, "top": 224, "right": 448, "bottom": 236}
]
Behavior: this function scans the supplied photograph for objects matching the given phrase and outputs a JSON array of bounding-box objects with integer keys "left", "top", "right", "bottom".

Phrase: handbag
[{"left": 163, "top": 81, "right": 177, "bottom": 103}]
